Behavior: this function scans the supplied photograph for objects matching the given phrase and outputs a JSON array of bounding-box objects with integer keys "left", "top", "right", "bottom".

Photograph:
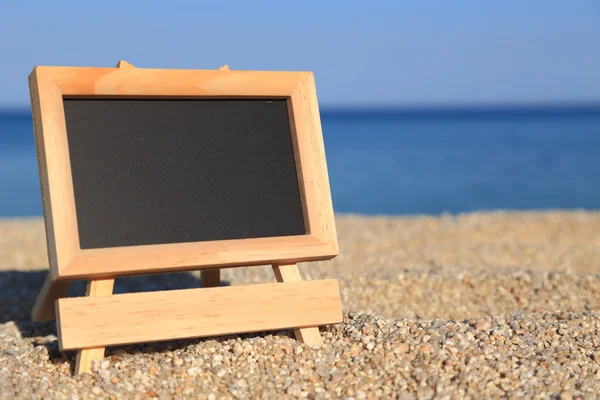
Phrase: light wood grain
[
  {"left": 28, "top": 68, "right": 80, "bottom": 279},
  {"left": 29, "top": 60, "right": 136, "bottom": 322},
  {"left": 30, "top": 273, "right": 71, "bottom": 322},
  {"left": 40, "top": 66, "right": 307, "bottom": 97},
  {"left": 201, "top": 270, "right": 221, "bottom": 288},
  {"left": 75, "top": 347, "right": 106, "bottom": 376},
  {"left": 273, "top": 263, "right": 323, "bottom": 347},
  {"left": 289, "top": 74, "right": 338, "bottom": 251},
  {"left": 73, "top": 279, "right": 115, "bottom": 375},
  {"left": 56, "top": 280, "right": 342, "bottom": 350},
  {"left": 85, "top": 278, "right": 115, "bottom": 296},
  {"left": 115, "top": 60, "right": 135, "bottom": 68},
  {"left": 60, "top": 234, "right": 333, "bottom": 279}
]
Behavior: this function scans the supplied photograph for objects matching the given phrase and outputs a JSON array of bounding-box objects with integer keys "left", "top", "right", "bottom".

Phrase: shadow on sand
[{"left": 0, "top": 269, "right": 278, "bottom": 372}]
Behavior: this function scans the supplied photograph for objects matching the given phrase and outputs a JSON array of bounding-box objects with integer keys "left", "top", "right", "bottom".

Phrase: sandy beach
[{"left": 1, "top": 211, "right": 600, "bottom": 399}]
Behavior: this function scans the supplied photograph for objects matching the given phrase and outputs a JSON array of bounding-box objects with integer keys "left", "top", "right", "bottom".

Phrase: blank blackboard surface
[{"left": 63, "top": 98, "right": 306, "bottom": 249}]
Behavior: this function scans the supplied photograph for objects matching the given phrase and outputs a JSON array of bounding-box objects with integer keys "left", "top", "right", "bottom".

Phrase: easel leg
[
  {"left": 74, "top": 278, "right": 114, "bottom": 375},
  {"left": 272, "top": 263, "right": 324, "bottom": 347},
  {"left": 31, "top": 273, "right": 71, "bottom": 322},
  {"left": 201, "top": 269, "right": 221, "bottom": 288}
]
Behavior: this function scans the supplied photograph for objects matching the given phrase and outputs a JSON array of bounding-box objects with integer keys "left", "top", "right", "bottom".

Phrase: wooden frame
[
  {"left": 29, "top": 62, "right": 338, "bottom": 281},
  {"left": 29, "top": 61, "right": 342, "bottom": 375}
]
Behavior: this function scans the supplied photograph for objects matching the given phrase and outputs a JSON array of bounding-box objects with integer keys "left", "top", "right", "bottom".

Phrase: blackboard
[
  {"left": 63, "top": 98, "right": 306, "bottom": 249},
  {"left": 30, "top": 65, "right": 337, "bottom": 280}
]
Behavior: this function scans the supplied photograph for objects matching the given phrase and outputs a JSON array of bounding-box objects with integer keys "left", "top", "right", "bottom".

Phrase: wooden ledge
[{"left": 56, "top": 280, "right": 342, "bottom": 350}]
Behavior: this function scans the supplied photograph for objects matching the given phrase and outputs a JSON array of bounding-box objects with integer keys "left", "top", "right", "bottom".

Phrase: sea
[{"left": 1, "top": 106, "right": 600, "bottom": 217}]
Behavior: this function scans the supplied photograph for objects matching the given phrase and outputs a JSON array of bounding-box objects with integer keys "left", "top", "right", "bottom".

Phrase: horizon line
[{"left": 2, "top": 101, "right": 600, "bottom": 117}]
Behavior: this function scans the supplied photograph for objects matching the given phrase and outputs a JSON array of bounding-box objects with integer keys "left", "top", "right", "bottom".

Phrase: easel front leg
[
  {"left": 201, "top": 269, "right": 221, "bottom": 288},
  {"left": 272, "top": 263, "right": 324, "bottom": 347},
  {"left": 31, "top": 273, "right": 71, "bottom": 322},
  {"left": 74, "top": 278, "right": 114, "bottom": 375}
]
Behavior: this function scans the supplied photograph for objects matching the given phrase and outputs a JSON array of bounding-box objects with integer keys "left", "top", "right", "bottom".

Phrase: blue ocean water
[{"left": 1, "top": 107, "right": 600, "bottom": 217}]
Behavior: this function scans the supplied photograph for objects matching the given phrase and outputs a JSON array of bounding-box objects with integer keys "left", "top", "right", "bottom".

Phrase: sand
[{"left": 1, "top": 211, "right": 599, "bottom": 399}]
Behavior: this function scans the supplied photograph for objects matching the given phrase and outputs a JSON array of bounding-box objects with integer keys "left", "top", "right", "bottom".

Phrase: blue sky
[{"left": 1, "top": 1, "right": 599, "bottom": 108}]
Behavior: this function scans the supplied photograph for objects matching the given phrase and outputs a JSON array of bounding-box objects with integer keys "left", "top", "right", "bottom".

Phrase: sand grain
[{"left": 1, "top": 211, "right": 599, "bottom": 399}]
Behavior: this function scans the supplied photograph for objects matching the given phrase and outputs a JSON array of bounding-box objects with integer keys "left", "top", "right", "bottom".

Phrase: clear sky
[{"left": 1, "top": 0, "right": 599, "bottom": 108}]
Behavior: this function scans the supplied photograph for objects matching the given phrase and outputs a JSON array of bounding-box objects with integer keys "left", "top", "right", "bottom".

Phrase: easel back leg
[{"left": 201, "top": 269, "right": 221, "bottom": 288}]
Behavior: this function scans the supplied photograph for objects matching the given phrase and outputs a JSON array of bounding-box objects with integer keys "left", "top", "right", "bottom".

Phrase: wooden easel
[
  {"left": 32, "top": 263, "right": 328, "bottom": 375},
  {"left": 30, "top": 60, "right": 341, "bottom": 375}
]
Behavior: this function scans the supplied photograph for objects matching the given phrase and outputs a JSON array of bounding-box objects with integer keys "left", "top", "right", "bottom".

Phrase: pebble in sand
[{"left": 1, "top": 211, "right": 600, "bottom": 399}]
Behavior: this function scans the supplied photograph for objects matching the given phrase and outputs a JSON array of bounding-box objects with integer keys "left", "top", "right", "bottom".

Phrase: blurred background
[{"left": 1, "top": 1, "right": 599, "bottom": 217}]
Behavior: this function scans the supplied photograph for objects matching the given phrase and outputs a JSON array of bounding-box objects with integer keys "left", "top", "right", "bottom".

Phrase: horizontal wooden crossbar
[{"left": 56, "top": 280, "right": 342, "bottom": 350}]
